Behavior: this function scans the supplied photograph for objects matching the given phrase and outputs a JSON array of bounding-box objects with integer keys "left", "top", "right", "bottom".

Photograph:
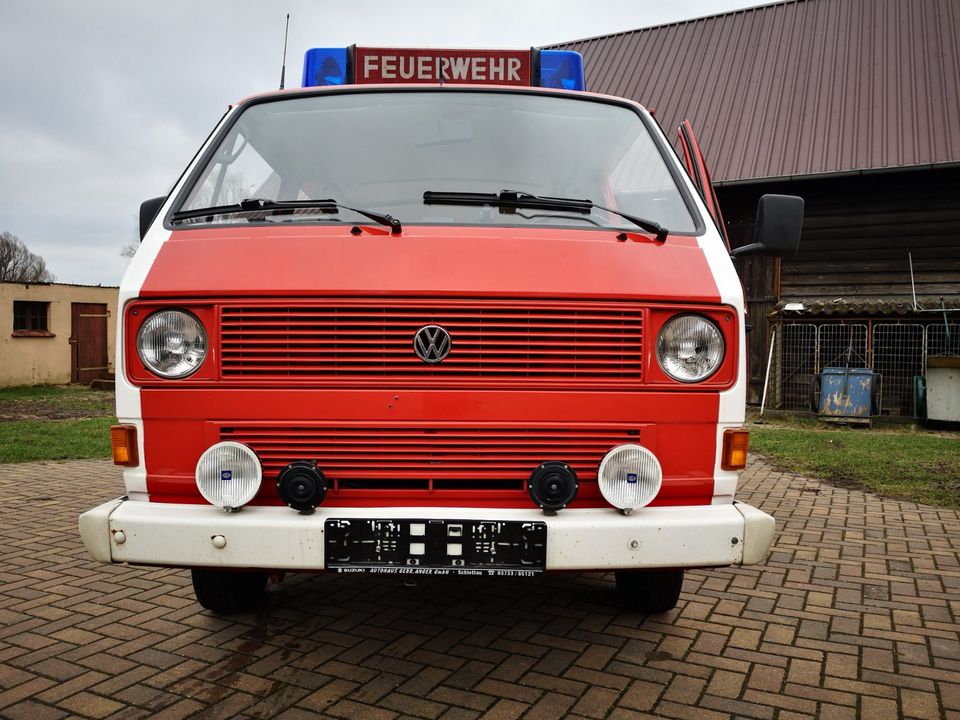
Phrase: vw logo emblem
[{"left": 413, "top": 325, "right": 452, "bottom": 363}]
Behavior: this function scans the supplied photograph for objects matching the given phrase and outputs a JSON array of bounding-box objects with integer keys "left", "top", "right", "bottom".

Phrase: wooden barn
[{"left": 555, "top": 0, "right": 960, "bottom": 415}]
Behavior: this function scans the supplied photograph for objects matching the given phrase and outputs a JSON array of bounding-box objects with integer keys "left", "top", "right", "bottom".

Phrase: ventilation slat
[
  {"left": 222, "top": 424, "right": 637, "bottom": 494},
  {"left": 219, "top": 298, "right": 643, "bottom": 387}
]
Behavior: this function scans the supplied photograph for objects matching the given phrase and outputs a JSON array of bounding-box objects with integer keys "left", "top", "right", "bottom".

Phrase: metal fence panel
[
  {"left": 773, "top": 324, "right": 817, "bottom": 411},
  {"left": 872, "top": 324, "right": 924, "bottom": 416},
  {"left": 818, "top": 324, "right": 868, "bottom": 371},
  {"left": 768, "top": 321, "right": 957, "bottom": 417},
  {"left": 926, "top": 323, "right": 960, "bottom": 358}
]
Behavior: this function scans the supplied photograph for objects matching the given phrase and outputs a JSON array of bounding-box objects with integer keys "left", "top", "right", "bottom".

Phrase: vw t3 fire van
[{"left": 79, "top": 46, "right": 802, "bottom": 614}]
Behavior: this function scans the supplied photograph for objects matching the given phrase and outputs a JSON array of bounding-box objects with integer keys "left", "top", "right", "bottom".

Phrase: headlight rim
[
  {"left": 136, "top": 307, "right": 208, "bottom": 379},
  {"left": 655, "top": 312, "right": 725, "bottom": 384}
]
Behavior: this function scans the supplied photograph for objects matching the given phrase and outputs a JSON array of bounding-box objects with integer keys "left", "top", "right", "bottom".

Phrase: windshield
[{"left": 178, "top": 90, "right": 698, "bottom": 232}]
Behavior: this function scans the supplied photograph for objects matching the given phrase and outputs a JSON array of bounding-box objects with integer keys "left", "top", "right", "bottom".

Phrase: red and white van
[{"left": 79, "top": 46, "right": 801, "bottom": 614}]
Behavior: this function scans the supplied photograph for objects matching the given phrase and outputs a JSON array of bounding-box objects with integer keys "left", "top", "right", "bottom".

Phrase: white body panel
[
  {"left": 639, "top": 108, "right": 748, "bottom": 505},
  {"left": 116, "top": 109, "right": 238, "bottom": 499},
  {"left": 80, "top": 498, "right": 774, "bottom": 571}
]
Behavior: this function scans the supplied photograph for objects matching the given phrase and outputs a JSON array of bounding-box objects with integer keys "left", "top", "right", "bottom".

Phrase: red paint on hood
[{"left": 141, "top": 225, "right": 719, "bottom": 302}]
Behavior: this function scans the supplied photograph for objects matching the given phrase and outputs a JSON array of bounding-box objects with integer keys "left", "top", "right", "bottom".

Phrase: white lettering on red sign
[
  {"left": 381, "top": 55, "right": 396, "bottom": 79},
  {"left": 364, "top": 54, "right": 378, "bottom": 78},
  {"left": 354, "top": 48, "right": 530, "bottom": 85}
]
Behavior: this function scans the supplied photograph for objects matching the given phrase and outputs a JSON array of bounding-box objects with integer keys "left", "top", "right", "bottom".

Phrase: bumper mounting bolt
[
  {"left": 629, "top": 540, "right": 639, "bottom": 549},
  {"left": 731, "top": 537, "right": 739, "bottom": 545},
  {"left": 113, "top": 530, "right": 126, "bottom": 545},
  {"left": 212, "top": 535, "right": 227, "bottom": 549}
]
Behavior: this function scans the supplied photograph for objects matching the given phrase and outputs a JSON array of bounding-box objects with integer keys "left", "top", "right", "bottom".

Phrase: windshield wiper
[
  {"left": 171, "top": 198, "right": 402, "bottom": 233},
  {"left": 423, "top": 190, "right": 667, "bottom": 241}
]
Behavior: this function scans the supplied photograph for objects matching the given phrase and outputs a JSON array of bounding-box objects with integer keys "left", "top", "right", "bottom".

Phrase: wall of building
[
  {"left": 720, "top": 165, "right": 960, "bottom": 303},
  {"left": 0, "top": 282, "right": 118, "bottom": 386},
  {"left": 717, "top": 165, "right": 960, "bottom": 403}
]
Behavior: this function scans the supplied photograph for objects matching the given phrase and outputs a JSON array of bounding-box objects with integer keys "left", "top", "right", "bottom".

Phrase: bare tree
[
  {"left": 121, "top": 215, "right": 140, "bottom": 259},
  {"left": 0, "top": 231, "right": 55, "bottom": 283}
]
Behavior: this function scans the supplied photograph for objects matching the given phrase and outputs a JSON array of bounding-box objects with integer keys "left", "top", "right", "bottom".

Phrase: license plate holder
[{"left": 324, "top": 518, "right": 547, "bottom": 576}]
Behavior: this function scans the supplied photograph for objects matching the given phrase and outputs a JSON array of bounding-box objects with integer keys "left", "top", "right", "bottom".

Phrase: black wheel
[
  {"left": 191, "top": 568, "right": 268, "bottom": 614},
  {"left": 810, "top": 374, "right": 822, "bottom": 412},
  {"left": 615, "top": 569, "right": 684, "bottom": 612}
]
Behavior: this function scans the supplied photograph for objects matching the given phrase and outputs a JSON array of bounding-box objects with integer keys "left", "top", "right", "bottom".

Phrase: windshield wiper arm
[
  {"left": 170, "top": 198, "right": 336, "bottom": 222},
  {"left": 171, "top": 198, "right": 402, "bottom": 233},
  {"left": 425, "top": 190, "right": 591, "bottom": 213},
  {"left": 423, "top": 190, "right": 667, "bottom": 241}
]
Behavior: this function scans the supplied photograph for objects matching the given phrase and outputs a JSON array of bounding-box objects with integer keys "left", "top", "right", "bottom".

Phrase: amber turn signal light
[
  {"left": 721, "top": 428, "right": 749, "bottom": 471},
  {"left": 110, "top": 425, "right": 139, "bottom": 467}
]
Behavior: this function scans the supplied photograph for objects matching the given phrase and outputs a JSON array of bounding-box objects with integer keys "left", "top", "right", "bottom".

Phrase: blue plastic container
[{"left": 818, "top": 367, "right": 876, "bottom": 419}]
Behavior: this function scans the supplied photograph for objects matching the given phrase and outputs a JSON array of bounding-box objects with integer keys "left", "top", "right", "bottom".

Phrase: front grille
[
  {"left": 219, "top": 298, "right": 643, "bottom": 389},
  {"left": 221, "top": 424, "right": 640, "bottom": 492}
]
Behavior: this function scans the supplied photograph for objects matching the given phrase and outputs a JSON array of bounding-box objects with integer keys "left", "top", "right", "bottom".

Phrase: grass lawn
[
  {"left": 751, "top": 421, "right": 960, "bottom": 508},
  {"left": 0, "top": 385, "right": 116, "bottom": 463},
  {"left": 0, "top": 417, "right": 115, "bottom": 464}
]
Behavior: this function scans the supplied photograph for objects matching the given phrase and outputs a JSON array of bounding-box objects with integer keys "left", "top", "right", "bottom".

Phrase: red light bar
[{"left": 354, "top": 47, "right": 531, "bottom": 86}]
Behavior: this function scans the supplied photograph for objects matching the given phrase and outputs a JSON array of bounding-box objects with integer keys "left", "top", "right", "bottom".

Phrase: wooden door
[{"left": 70, "top": 303, "right": 109, "bottom": 383}]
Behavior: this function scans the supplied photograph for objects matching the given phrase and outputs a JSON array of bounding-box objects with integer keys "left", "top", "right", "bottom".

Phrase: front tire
[
  {"left": 615, "top": 569, "right": 684, "bottom": 612},
  {"left": 191, "top": 568, "right": 268, "bottom": 614}
]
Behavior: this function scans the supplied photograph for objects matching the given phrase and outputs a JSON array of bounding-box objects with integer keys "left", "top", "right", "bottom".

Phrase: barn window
[{"left": 13, "top": 301, "right": 50, "bottom": 334}]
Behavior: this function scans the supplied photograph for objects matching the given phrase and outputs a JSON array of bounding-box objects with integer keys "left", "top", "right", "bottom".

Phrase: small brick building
[{"left": 0, "top": 281, "right": 118, "bottom": 386}]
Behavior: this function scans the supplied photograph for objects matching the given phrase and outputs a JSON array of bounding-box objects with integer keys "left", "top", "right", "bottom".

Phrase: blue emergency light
[
  {"left": 302, "top": 47, "right": 349, "bottom": 87},
  {"left": 538, "top": 50, "right": 585, "bottom": 91},
  {"left": 302, "top": 46, "right": 585, "bottom": 91}
]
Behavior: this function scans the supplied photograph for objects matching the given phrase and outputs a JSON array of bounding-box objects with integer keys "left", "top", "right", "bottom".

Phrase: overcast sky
[{"left": 0, "top": 0, "right": 777, "bottom": 286}]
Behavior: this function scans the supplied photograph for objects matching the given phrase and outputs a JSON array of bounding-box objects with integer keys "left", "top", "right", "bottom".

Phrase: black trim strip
[
  {"left": 346, "top": 44, "right": 356, "bottom": 84},
  {"left": 530, "top": 47, "right": 541, "bottom": 86}
]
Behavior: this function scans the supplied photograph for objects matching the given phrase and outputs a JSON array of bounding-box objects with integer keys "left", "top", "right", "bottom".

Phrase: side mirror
[
  {"left": 730, "top": 194, "right": 803, "bottom": 258},
  {"left": 139, "top": 196, "right": 166, "bottom": 240}
]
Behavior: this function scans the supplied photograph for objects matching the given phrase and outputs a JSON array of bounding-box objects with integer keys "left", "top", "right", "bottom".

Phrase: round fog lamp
[
  {"left": 598, "top": 444, "right": 662, "bottom": 513},
  {"left": 195, "top": 442, "right": 262, "bottom": 511}
]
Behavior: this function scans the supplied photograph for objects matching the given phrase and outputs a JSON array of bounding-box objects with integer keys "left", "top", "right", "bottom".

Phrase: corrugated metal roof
[{"left": 552, "top": 0, "right": 960, "bottom": 183}]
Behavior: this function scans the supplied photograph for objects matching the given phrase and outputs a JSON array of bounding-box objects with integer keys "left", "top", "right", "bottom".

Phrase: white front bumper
[{"left": 79, "top": 499, "right": 774, "bottom": 571}]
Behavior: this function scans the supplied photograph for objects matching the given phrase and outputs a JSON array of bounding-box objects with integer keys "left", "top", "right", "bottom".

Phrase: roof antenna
[{"left": 279, "top": 13, "right": 291, "bottom": 90}]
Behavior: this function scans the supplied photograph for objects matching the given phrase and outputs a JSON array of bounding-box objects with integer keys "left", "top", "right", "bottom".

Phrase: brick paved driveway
[{"left": 1, "top": 457, "right": 958, "bottom": 720}]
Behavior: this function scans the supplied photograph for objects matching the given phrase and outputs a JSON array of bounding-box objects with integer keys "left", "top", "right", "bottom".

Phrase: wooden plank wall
[{"left": 716, "top": 165, "right": 960, "bottom": 402}]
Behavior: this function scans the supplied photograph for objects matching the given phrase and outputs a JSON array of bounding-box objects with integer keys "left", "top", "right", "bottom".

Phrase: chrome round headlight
[
  {"left": 137, "top": 309, "right": 207, "bottom": 378},
  {"left": 598, "top": 444, "right": 662, "bottom": 512},
  {"left": 195, "top": 442, "right": 262, "bottom": 511},
  {"left": 656, "top": 314, "right": 724, "bottom": 382}
]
